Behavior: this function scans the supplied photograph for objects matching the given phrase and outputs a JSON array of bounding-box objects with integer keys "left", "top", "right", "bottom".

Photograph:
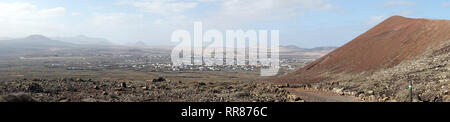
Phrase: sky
[{"left": 1, "top": 0, "right": 450, "bottom": 48}]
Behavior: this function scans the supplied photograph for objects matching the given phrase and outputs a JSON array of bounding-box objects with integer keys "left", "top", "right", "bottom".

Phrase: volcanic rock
[{"left": 279, "top": 16, "right": 450, "bottom": 83}]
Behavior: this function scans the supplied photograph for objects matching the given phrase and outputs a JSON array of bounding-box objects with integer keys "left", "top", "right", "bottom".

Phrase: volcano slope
[{"left": 278, "top": 16, "right": 450, "bottom": 102}]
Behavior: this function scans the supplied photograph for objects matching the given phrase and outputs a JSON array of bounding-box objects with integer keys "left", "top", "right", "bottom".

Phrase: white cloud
[
  {"left": 442, "top": 2, "right": 450, "bottom": 7},
  {"left": 204, "top": 0, "right": 337, "bottom": 27},
  {"left": 384, "top": 1, "right": 417, "bottom": 7},
  {"left": 119, "top": 0, "right": 338, "bottom": 28},
  {"left": 220, "top": 0, "right": 334, "bottom": 17},
  {"left": 197, "top": 0, "right": 217, "bottom": 2},
  {"left": 393, "top": 10, "right": 415, "bottom": 16},
  {"left": 117, "top": 0, "right": 198, "bottom": 15},
  {"left": 211, "top": 0, "right": 335, "bottom": 19},
  {"left": 38, "top": 7, "right": 66, "bottom": 17},
  {"left": 91, "top": 13, "right": 143, "bottom": 27},
  {"left": 0, "top": 2, "right": 67, "bottom": 37},
  {"left": 0, "top": 2, "right": 66, "bottom": 19},
  {"left": 365, "top": 15, "right": 387, "bottom": 26}
]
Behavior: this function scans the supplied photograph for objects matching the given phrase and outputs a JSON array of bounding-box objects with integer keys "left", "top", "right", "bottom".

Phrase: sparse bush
[{"left": 152, "top": 77, "right": 166, "bottom": 82}]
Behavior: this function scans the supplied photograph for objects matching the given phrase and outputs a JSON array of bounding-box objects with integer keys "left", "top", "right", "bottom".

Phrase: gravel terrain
[{"left": 0, "top": 78, "right": 303, "bottom": 102}]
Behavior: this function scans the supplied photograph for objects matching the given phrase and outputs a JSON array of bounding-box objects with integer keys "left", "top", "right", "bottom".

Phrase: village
[{"left": 40, "top": 47, "right": 311, "bottom": 74}]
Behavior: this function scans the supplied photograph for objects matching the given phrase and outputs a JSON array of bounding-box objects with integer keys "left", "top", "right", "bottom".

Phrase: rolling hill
[
  {"left": 278, "top": 16, "right": 450, "bottom": 83},
  {"left": 53, "top": 35, "right": 113, "bottom": 46},
  {"left": 276, "top": 16, "right": 450, "bottom": 102},
  {"left": 0, "top": 35, "right": 76, "bottom": 53}
]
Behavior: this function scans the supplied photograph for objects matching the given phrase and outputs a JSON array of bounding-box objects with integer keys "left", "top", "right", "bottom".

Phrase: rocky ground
[
  {"left": 0, "top": 78, "right": 302, "bottom": 102},
  {"left": 287, "top": 41, "right": 450, "bottom": 102}
]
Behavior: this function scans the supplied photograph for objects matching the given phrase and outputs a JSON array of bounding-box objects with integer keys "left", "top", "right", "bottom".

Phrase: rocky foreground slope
[
  {"left": 0, "top": 78, "right": 302, "bottom": 102},
  {"left": 277, "top": 16, "right": 450, "bottom": 102},
  {"left": 279, "top": 16, "right": 450, "bottom": 83},
  {"left": 301, "top": 40, "right": 450, "bottom": 102}
]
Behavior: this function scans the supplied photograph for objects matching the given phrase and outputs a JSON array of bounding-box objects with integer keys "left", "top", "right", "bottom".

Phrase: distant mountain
[
  {"left": 280, "top": 45, "right": 337, "bottom": 53},
  {"left": 53, "top": 35, "right": 113, "bottom": 46},
  {"left": 0, "top": 37, "right": 12, "bottom": 40},
  {"left": 0, "top": 35, "right": 75, "bottom": 53},
  {"left": 282, "top": 45, "right": 303, "bottom": 50},
  {"left": 135, "top": 41, "right": 147, "bottom": 46},
  {"left": 124, "top": 41, "right": 148, "bottom": 47},
  {"left": 306, "top": 46, "right": 338, "bottom": 52}
]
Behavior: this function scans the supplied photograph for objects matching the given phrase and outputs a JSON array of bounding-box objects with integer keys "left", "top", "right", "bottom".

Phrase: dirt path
[{"left": 285, "top": 88, "right": 362, "bottom": 102}]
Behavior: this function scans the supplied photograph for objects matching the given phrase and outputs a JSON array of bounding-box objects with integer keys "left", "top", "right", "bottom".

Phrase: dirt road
[{"left": 286, "top": 88, "right": 362, "bottom": 102}]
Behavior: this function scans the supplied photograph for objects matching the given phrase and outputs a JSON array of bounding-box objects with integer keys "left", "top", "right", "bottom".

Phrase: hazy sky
[{"left": 1, "top": 0, "right": 450, "bottom": 48}]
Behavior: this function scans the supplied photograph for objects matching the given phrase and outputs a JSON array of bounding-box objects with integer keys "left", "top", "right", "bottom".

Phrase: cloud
[
  {"left": 219, "top": 0, "right": 335, "bottom": 17},
  {"left": 393, "top": 10, "right": 415, "bottom": 16},
  {"left": 203, "top": 0, "right": 337, "bottom": 27},
  {"left": 384, "top": 1, "right": 417, "bottom": 7},
  {"left": 0, "top": 2, "right": 66, "bottom": 19},
  {"left": 119, "top": 0, "right": 338, "bottom": 28},
  {"left": 442, "top": 2, "right": 450, "bottom": 7},
  {"left": 212, "top": 0, "right": 335, "bottom": 19},
  {"left": 91, "top": 13, "right": 143, "bottom": 27},
  {"left": 117, "top": 0, "right": 198, "bottom": 15},
  {"left": 365, "top": 15, "right": 387, "bottom": 26},
  {"left": 38, "top": 7, "right": 66, "bottom": 17},
  {"left": 0, "top": 2, "right": 67, "bottom": 37},
  {"left": 197, "top": 0, "right": 216, "bottom": 2}
]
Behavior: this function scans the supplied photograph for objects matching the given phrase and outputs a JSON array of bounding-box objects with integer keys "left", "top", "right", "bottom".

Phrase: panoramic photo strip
[{"left": 0, "top": 0, "right": 448, "bottom": 121}]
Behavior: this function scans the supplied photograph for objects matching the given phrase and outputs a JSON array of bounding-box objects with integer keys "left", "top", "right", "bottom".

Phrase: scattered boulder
[
  {"left": 332, "top": 88, "right": 344, "bottom": 95},
  {"left": 120, "top": 82, "right": 127, "bottom": 88},
  {"left": 287, "top": 94, "right": 304, "bottom": 102},
  {"left": 366, "top": 90, "right": 374, "bottom": 95},
  {"left": 102, "top": 91, "right": 108, "bottom": 96},
  {"left": 368, "top": 95, "right": 377, "bottom": 102},
  {"left": 59, "top": 98, "right": 70, "bottom": 102},
  {"left": 81, "top": 98, "right": 97, "bottom": 102},
  {"left": 0, "top": 78, "right": 293, "bottom": 102},
  {"left": 28, "top": 83, "right": 43, "bottom": 93},
  {"left": 198, "top": 82, "right": 206, "bottom": 86},
  {"left": 358, "top": 94, "right": 366, "bottom": 100},
  {"left": 444, "top": 95, "right": 450, "bottom": 102},
  {"left": 152, "top": 77, "right": 166, "bottom": 82},
  {"left": 0, "top": 93, "right": 37, "bottom": 102}
]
